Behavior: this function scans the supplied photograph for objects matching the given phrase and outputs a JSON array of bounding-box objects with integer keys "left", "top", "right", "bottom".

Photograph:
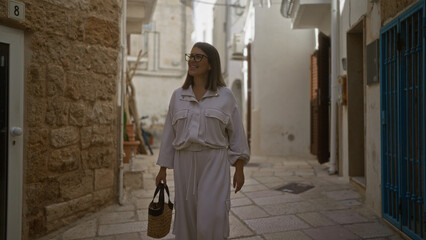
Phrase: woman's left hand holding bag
[{"left": 156, "top": 166, "right": 167, "bottom": 186}]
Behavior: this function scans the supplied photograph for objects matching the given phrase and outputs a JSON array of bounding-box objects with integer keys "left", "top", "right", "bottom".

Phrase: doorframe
[
  {"left": 0, "top": 25, "right": 24, "bottom": 240},
  {"left": 346, "top": 17, "right": 366, "bottom": 184},
  {"left": 316, "top": 32, "right": 331, "bottom": 164}
]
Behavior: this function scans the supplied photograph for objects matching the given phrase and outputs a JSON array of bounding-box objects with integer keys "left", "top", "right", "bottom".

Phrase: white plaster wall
[
  {"left": 251, "top": 4, "right": 315, "bottom": 156},
  {"left": 133, "top": 77, "right": 184, "bottom": 131},
  {"left": 210, "top": 2, "right": 252, "bottom": 129},
  {"left": 131, "top": 0, "right": 193, "bottom": 143},
  {"left": 339, "top": 0, "right": 382, "bottom": 214},
  {"left": 338, "top": 0, "right": 369, "bottom": 178},
  {"left": 364, "top": 1, "right": 382, "bottom": 215},
  {"left": 192, "top": 1, "right": 214, "bottom": 43}
]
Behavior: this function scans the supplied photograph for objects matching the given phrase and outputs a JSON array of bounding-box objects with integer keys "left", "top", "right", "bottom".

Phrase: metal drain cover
[{"left": 275, "top": 182, "right": 314, "bottom": 194}]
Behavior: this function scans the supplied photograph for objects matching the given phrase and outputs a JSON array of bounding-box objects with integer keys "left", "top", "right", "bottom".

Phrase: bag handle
[
  {"left": 150, "top": 183, "right": 173, "bottom": 211},
  {"left": 152, "top": 183, "right": 165, "bottom": 204},
  {"left": 163, "top": 184, "right": 173, "bottom": 209}
]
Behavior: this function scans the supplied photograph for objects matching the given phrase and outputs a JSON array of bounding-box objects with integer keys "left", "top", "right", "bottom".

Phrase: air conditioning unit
[{"left": 232, "top": 33, "right": 244, "bottom": 55}]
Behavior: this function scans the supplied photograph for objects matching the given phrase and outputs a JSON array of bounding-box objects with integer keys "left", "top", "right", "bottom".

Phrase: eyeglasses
[{"left": 185, "top": 53, "right": 208, "bottom": 62}]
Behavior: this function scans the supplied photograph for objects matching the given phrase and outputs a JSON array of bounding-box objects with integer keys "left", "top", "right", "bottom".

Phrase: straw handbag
[{"left": 148, "top": 183, "right": 174, "bottom": 238}]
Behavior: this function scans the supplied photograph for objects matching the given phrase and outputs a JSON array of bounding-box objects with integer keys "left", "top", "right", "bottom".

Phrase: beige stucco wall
[
  {"left": 0, "top": 0, "right": 121, "bottom": 238},
  {"left": 130, "top": 0, "right": 192, "bottom": 143},
  {"left": 251, "top": 4, "right": 315, "bottom": 156},
  {"left": 381, "top": 0, "right": 417, "bottom": 24}
]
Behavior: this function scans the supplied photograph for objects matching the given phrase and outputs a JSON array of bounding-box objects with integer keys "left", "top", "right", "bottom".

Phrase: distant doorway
[
  {"left": 310, "top": 33, "right": 330, "bottom": 164},
  {"left": 347, "top": 18, "right": 365, "bottom": 186},
  {"left": 0, "top": 42, "right": 8, "bottom": 240}
]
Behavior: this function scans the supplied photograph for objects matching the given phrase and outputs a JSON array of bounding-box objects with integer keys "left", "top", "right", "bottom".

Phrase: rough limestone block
[
  {"left": 93, "top": 188, "right": 114, "bottom": 206},
  {"left": 86, "top": 47, "right": 119, "bottom": 74},
  {"left": 89, "top": 101, "right": 115, "bottom": 124},
  {"left": 81, "top": 147, "right": 114, "bottom": 169},
  {"left": 47, "top": 65, "right": 66, "bottom": 97},
  {"left": 80, "top": 75, "right": 97, "bottom": 102},
  {"left": 26, "top": 147, "right": 49, "bottom": 183},
  {"left": 50, "top": 126, "right": 79, "bottom": 148},
  {"left": 84, "top": 17, "right": 119, "bottom": 49},
  {"left": 45, "top": 194, "right": 92, "bottom": 223},
  {"left": 28, "top": 128, "right": 49, "bottom": 146},
  {"left": 69, "top": 101, "right": 86, "bottom": 126},
  {"left": 91, "top": 133, "right": 114, "bottom": 146},
  {"left": 80, "top": 126, "right": 93, "bottom": 149},
  {"left": 96, "top": 75, "right": 116, "bottom": 100},
  {"left": 49, "top": 146, "right": 80, "bottom": 172},
  {"left": 27, "top": 97, "right": 47, "bottom": 127},
  {"left": 62, "top": 44, "right": 89, "bottom": 73},
  {"left": 93, "top": 124, "right": 112, "bottom": 134},
  {"left": 66, "top": 72, "right": 83, "bottom": 100},
  {"left": 95, "top": 168, "right": 114, "bottom": 190},
  {"left": 27, "top": 64, "right": 46, "bottom": 97},
  {"left": 89, "top": 0, "right": 121, "bottom": 21},
  {"left": 26, "top": 179, "right": 60, "bottom": 215},
  {"left": 46, "top": 97, "right": 70, "bottom": 126},
  {"left": 59, "top": 170, "right": 94, "bottom": 200}
]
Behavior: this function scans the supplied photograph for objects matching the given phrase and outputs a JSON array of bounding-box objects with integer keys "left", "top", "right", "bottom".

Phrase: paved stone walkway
[{"left": 40, "top": 149, "right": 405, "bottom": 240}]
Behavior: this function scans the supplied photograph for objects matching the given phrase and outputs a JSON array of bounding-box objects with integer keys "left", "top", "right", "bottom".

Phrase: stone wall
[
  {"left": 0, "top": 0, "right": 121, "bottom": 238},
  {"left": 381, "top": 0, "right": 417, "bottom": 24}
]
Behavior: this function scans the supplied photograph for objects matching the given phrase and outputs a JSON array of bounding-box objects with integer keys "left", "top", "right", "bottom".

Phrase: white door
[{"left": 0, "top": 25, "right": 24, "bottom": 240}]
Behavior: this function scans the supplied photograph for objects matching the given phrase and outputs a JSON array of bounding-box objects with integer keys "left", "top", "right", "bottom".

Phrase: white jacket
[{"left": 157, "top": 86, "right": 250, "bottom": 168}]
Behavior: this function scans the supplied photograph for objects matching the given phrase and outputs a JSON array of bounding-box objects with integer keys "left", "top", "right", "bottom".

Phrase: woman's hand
[
  {"left": 156, "top": 167, "right": 167, "bottom": 186},
  {"left": 233, "top": 159, "right": 245, "bottom": 193}
]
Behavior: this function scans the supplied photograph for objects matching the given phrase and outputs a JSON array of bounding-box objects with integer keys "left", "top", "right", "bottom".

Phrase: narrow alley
[
  {"left": 1, "top": 0, "right": 425, "bottom": 239},
  {"left": 38, "top": 150, "right": 403, "bottom": 240}
]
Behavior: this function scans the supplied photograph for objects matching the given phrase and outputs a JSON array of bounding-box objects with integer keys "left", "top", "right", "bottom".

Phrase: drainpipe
[
  {"left": 223, "top": 0, "right": 229, "bottom": 78},
  {"left": 118, "top": 0, "right": 127, "bottom": 205},
  {"left": 329, "top": 0, "right": 339, "bottom": 174}
]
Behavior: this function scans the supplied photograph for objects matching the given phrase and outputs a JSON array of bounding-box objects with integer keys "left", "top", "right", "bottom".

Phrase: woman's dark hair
[{"left": 182, "top": 42, "right": 226, "bottom": 91}]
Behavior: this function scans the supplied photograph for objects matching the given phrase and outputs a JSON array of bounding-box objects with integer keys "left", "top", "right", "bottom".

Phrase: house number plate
[{"left": 8, "top": 0, "right": 25, "bottom": 21}]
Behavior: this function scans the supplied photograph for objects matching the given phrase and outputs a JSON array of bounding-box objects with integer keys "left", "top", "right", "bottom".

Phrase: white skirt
[{"left": 172, "top": 146, "right": 231, "bottom": 240}]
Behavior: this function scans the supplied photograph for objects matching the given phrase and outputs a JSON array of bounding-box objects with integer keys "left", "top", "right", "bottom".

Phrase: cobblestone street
[{"left": 40, "top": 150, "right": 404, "bottom": 240}]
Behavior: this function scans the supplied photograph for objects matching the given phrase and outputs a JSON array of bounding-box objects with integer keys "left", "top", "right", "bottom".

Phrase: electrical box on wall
[
  {"left": 367, "top": 39, "right": 379, "bottom": 85},
  {"left": 231, "top": 33, "right": 245, "bottom": 60}
]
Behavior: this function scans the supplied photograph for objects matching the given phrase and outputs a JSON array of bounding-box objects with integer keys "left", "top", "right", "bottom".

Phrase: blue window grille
[{"left": 381, "top": 1, "right": 425, "bottom": 239}]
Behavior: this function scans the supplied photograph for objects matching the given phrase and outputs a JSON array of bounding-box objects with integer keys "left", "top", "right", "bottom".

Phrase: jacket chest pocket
[
  {"left": 172, "top": 109, "right": 189, "bottom": 144},
  {"left": 204, "top": 108, "right": 229, "bottom": 144}
]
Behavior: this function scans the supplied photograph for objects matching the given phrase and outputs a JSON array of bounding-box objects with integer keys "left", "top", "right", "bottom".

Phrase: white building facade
[
  {"left": 191, "top": 0, "right": 314, "bottom": 156},
  {"left": 129, "top": 0, "right": 193, "bottom": 142},
  {"left": 284, "top": 0, "right": 426, "bottom": 238}
]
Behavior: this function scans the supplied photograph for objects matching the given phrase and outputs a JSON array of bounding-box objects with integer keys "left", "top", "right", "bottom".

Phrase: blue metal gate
[{"left": 381, "top": 1, "right": 425, "bottom": 239}]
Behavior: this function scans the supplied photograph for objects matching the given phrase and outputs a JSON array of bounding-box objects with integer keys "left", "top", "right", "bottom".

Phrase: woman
[{"left": 155, "top": 42, "right": 250, "bottom": 240}]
